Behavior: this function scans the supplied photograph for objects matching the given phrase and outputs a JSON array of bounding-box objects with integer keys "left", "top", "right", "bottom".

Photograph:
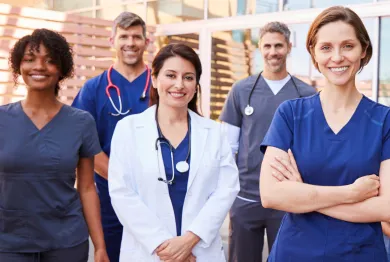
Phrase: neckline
[
  {"left": 261, "top": 76, "right": 292, "bottom": 96},
  {"left": 18, "top": 101, "right": 66, "bottom": 132},
  {"left": 111, "top": 66, "right": 148, "bottom": 84},
  {"left": 315, "top": 93, "right": 365, "bottom": 138}
]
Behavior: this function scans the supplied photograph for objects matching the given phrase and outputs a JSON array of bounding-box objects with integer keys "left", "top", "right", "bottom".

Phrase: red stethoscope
[{"left": 106, "top": 64, "right": 151, "bottom": 116}]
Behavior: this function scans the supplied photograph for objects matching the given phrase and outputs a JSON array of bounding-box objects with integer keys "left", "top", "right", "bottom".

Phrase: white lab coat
[{"left": 108, "top": 105, "right": 239, "bottom": 262}]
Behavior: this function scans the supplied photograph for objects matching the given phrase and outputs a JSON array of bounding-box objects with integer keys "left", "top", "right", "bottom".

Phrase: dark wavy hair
[
  {"left": 149, "top": 43, "right": 202, "bottom": 115},
  {"left": 9, "top": 28, "right": 74, "bottom": 96}
]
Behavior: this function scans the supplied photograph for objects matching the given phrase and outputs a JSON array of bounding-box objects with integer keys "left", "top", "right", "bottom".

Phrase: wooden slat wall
[
  {"left": 0, "top": 3, "right": 156, "bottom": 106},
  {"left": 167, "top": 33, "right": 252, "bottom": 120},
  {"left": 210, "top": 39, "right": 252, "bottom": 120}
]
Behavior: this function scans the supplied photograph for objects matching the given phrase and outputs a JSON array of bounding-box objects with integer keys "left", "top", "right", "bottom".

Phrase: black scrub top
[{"left": 0, "top": 102, "right": 101, "bottom": 252}]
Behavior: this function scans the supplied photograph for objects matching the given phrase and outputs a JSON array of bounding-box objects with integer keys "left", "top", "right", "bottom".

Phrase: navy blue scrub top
[
  {"left": 159, "top": 132, "right": 190, "bottom": 236},
  {"left": 0, "top": 102, "right": 101, "bottom": 252},
  {"left": 72, "top": 68, "right": 150, "bottom": 229},
  {"left": 260, "top": 93, "right": 390, "bottom": 262}
]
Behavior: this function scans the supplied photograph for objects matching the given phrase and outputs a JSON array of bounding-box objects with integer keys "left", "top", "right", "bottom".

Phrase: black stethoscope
[
  {"left": 244, "top": 71, "right": 302, "bottom": 116},
  {"left": 155, "top": 112, "right": 191, "bottom": 185},
  {"left": 106, "top": 65, "right": 151, "bottom": 116}
]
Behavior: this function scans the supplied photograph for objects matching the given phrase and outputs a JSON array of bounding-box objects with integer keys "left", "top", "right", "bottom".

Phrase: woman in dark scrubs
[{"left": 0, "top": 29, "right": 109, "bottom": 262}]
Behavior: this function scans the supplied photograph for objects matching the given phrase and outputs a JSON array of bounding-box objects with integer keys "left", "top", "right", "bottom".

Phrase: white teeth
[
  {"left": 330, "top": 66, "right": 349, "bottom": 72},
  {"left": 170, "top": 92, "right": 184, "bottom": 98},
  {"left": 31, "top": 75, "right": 47, "bottom": 80}
]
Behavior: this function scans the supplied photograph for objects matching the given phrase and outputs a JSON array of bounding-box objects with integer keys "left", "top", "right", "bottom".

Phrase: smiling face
[
  {"left": 20, "top": 43, "right": 61, "bottom": 93},
  {"left": 259, "top": 32, "right": 291, "bottom": 74},
  {"left": 152, "top": 56, "right": 197, "bottom": 110},
  {"left": 110, "top": 25, "right": 149, "bottom": 67},
  {"left": 313, "top": 21, "right": 367, "bottom": 87}
]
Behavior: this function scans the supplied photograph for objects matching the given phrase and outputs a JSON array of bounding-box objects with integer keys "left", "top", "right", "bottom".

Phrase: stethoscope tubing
[
  {"left": 247, "top": 71, "right": 302, "bottom": 108},
  {"left": 106, "top": 65, "right": 151, "bottom": 116},
  {"left": 155, "top": 112, "right": 191, "bottom": 185}
]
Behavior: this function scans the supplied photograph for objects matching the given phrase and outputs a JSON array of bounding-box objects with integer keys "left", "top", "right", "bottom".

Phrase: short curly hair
[{"left": 9, "top": 28, "right": 74, "bottom": 96}]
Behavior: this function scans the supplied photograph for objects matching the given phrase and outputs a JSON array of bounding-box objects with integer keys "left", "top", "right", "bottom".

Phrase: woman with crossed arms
[{"left": 260, "top": 6, "right": 390, "bottom": 262}]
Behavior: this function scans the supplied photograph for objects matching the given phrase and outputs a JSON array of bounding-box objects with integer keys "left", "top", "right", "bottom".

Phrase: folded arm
[
  {"left": 260, "top": 146, "right": 358, "bottom": 213},
  {"left": 317, "top": 160, "right": 390, "bottom": 223}
]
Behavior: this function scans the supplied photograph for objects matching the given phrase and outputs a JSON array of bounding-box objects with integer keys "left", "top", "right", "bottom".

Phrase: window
[
  {"left": 53, "top": 0, "right": 93, "bottom": 12},
  {"left": 379, "top": 17, "right": 390, "bottom": 106},
  {"left": 96, "top": 2, "right": 144, "bottom": 20},
  {"left": 283, "top": 0, "right": 373, "bottom": 11},
  {"left": 209, "top": 0, "right": 278, "bottom": 18},
  {"left": 147, "top": 0, "right": 204, "bottom": 25},
  {"left": 286, "top": 23, "right": 312, "bottom": 85}
]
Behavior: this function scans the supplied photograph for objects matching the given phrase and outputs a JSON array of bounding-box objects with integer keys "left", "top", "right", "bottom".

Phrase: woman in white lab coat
[{"left": 108, "top": 43, "right": 239, "bottom": 262}]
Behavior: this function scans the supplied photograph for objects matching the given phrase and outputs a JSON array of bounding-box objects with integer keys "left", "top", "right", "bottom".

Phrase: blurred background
[
  {"left": 0, "top": 1, "right": 389, "bottom": 261},
  {"left": 0, "top": 0, "right": 389, "bottom": 120}
]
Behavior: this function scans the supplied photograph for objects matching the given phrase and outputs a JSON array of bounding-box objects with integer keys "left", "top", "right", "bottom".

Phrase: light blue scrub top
[
  {"left": 72, "top": 68, "right": 150, "bottom": 230},
  {"left": 261, "top": 93, "right": 390, "bottom": 262}
]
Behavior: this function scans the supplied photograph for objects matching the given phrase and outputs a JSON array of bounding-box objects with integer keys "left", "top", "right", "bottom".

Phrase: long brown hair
[{"left": 149, "top": 43, "right": 202, "bottom": 115}]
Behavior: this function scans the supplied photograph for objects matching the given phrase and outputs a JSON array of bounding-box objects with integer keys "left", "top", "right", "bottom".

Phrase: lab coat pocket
[{"left": 0, "top": 208, "right": 29, "bottom": 238}]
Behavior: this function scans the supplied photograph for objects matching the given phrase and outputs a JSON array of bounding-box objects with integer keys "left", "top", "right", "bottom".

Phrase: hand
[
  {"left": 156, "top": 232, "right": 200, "bottom": 262},
  {"left": 187, "top": 254, "right": 196, "bottom": 262},
  {"left": 270, "top": 149, "right": 303, "bottom": 182},
  {"left": 94, "top": 248, "right": 110, "bottom": 262},
  {"left": 348, "top": 174, "right": 380, "bottom": 203},
  {"left": 159, "top": 253, "right": 196, "bottom": 262}
]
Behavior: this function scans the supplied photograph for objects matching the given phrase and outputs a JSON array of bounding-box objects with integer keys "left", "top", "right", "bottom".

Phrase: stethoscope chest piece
[
  {"left": 176, "top": 161, "right": 189, "bottom": 173},
  {"left": 245, "top": 105, "right": 254, "bottom": 116}
]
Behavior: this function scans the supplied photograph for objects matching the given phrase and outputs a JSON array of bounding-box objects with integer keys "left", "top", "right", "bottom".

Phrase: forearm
[
  {"left": 318, "top": 196, "right": 390, "bottom": 223},
  {"left": 261, "top": 147, "right": 356, "bottom": 213},
  {"left": 94, "top": 151, "right": 109, "bottom": 179},
  {"left": 261, "top": 180, "right": 354, "bottom": 213},
  {"left": 79, "top": 185, "right": 106, "bottom": 250}
]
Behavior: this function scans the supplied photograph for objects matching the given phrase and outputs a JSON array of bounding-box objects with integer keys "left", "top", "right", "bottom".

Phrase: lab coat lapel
[
  {"left": 135, "top": 106, "right": 168, "bottom": 183},
  {"left": 187, "top": 111, "right": 208, "bottom": 190}
]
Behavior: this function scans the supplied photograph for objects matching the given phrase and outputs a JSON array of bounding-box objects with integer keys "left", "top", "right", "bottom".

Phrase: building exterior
[{"left": 9, "top": 0, "right": 390, "bottom": 119}]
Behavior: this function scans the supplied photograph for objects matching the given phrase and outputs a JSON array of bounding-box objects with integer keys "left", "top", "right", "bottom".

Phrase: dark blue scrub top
[
  {"left": 260, "top": 93, "right": 390, "bottom": 262},
  {"left": 72, "top": 68, "right": 150, "bottom": 229},
  {"left": 160, "top": 132, "right": 190, "bottom": 236},
  {"left": 0, "top": 102, "right": 101, "bottom": 252}
]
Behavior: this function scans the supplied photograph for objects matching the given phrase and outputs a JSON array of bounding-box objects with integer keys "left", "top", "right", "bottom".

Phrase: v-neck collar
[
  {"left": 111, "top": 67, "right": 147, "bottom": 84},
  {"left": 261, "top": 76, "right": 292, "bottom": 96},
  {"left": 173, "top": 131, "right": 190, "bottom": 152},
  {"left": 18, "top": 101, "right": 65, "bottom": 132},
  {"left": 314, "top": 93, "right": 366, "bottom": 140}
]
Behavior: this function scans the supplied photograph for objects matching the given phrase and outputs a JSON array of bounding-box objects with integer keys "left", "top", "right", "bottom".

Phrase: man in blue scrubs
[
  {"left": 72, "top": 12, "right": 151, "bottom": 262},
  {"left": 219, "top": 22, "right": 316, "bottom": 262}
]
